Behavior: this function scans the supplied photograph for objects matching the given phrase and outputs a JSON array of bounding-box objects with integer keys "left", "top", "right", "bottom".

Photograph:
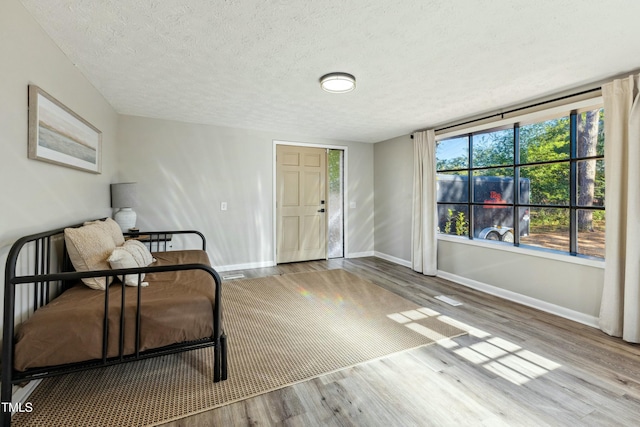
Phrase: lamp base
[{"left": 114, "top": 208, "right": 137, "bottom": 232}]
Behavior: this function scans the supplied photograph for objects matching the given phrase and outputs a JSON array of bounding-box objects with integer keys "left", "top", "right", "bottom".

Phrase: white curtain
[
  {"left": 411, "top": 130, "right": 437, "bottom": 276},
  {"left": 599, "top": 74, "right": 640, "bottom": 342}
]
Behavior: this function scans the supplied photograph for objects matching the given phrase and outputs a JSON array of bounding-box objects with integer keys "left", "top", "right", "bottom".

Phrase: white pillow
[
  {"left": 64, "top": 224, "right": 116, "bottom": 290},
  {"left": 84, "top": 218, "right": 125, "bottom": 246},
  {"left": 123, "top": 239, "right": 156, "bottom": 266},
  {"left": 108, "top": 247, "right": 149, "bottom": 287}
]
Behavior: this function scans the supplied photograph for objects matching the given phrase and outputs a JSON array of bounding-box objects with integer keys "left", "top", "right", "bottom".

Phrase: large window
[{"left": 436, "top": 106, "right": 605, "bottom": 258}]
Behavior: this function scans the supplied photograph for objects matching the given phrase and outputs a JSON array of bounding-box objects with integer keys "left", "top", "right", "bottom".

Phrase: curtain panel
[
  {"left": 599, "top": 74, "right": 640, "bottom": 342},
  {"left": 411, "top": 130, "right": 437, "bottom": 276}
]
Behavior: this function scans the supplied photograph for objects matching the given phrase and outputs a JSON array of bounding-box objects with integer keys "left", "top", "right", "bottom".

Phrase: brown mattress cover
[{"left": 14, "top": 250, "right": 216, "bottom": 371}]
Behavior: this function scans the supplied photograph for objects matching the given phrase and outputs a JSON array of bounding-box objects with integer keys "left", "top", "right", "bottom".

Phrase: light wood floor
[{"left": 160, "top": 257, "right": 640, "bottom": 426}]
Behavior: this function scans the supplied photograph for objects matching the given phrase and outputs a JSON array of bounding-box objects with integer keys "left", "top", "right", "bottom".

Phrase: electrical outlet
[{"left": 221, "top": 202, "right": 227, "bottom": 211}]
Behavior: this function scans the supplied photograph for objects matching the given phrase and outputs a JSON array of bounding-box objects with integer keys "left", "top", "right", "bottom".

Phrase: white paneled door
[{"left": 276, "top": 145, "right": 327, "bottom": 263}]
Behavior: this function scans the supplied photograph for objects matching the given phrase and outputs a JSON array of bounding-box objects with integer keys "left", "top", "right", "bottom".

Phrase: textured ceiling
[{"left": 19, "top": 0, "right": 640, "bottom": 143}]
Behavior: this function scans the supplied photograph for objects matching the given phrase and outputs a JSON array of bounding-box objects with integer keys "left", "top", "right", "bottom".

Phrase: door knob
[{"left": 317, "top": 208, "right": 325, "bottom": 213}]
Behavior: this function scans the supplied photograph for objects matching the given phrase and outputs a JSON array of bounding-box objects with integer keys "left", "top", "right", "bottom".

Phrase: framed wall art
[{"left": 28, "top": 85, "right": 102, "bottom": 174}]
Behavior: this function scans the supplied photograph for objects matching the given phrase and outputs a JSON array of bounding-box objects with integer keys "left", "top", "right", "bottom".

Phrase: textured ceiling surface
[{"left": 19, "top": 0, "right": 640, "bottom": 143}]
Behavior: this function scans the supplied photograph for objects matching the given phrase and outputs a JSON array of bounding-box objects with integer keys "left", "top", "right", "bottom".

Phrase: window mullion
[
  {"left": 468, "top": 134, "right": 474, "bottom": 240},
  {"left": 513, "top": 124, "right": 520, "bottom": 246},
  {"left": 569, "top": 112, "right": 578, "bottom": 254}
]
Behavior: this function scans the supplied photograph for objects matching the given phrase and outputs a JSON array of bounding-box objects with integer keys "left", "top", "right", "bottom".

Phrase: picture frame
[{"left": 28, "top": 85, "right": 102, "bottom": 174}]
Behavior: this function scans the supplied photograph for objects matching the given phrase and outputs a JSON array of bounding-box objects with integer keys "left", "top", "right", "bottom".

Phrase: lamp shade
[{"left": 110, "top": 183, "right": 138, "bottom": 208}]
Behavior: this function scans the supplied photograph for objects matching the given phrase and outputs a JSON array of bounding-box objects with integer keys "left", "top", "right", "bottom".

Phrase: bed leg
[
  {"left": 213, "top": 333, "right": 228, "bottom": 382},
  {"left": 220, "top": 333, "right": 228, "bottom": 381},
  {"left": 213, "top": 342, "right": 221, "bottom": 382},
  {"left": 1, "top": 335, "right": 13, "bottom": 427},
  {"left": 0, "top": 375, "right": 12, "bottom": 427}
]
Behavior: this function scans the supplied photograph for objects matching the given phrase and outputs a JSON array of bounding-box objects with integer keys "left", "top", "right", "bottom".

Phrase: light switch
[
  {"left": 221, "top": 202, "right": 228, "bottom": 211},
  {"left": 349, "top": 201, "right": 357, "bottom": 209}
]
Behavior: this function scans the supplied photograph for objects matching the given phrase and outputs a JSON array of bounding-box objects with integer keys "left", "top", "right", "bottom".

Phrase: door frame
[{"left": 273, "top": 140, "right": 349, "bottom": 264}]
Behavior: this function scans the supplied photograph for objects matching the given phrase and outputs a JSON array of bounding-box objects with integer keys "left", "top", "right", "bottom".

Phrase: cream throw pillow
[
  {"left": 64, "top": 224, "right": 116, "bottom": 290},
  {"left": 84, "top": 218, "right": 125, "bottom": 246},
  {"left": 123, "top": 239, "right": 156, "bottom": 266},
  {"left": 108, "top": 247, "right": 149, "bottom": 287}
]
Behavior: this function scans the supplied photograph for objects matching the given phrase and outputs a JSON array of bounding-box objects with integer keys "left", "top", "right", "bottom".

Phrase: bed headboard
[{"left": 4, "top": 221, "right": 85, "bottom": 325}]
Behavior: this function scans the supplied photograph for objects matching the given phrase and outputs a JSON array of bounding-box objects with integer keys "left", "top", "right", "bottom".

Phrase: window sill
[{"left": 437, "top": 234, "right": 605, "bottom": 269}]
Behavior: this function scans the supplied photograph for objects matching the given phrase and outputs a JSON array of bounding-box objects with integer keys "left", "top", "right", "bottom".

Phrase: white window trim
[{"left": 437, "top": 234, "right": 604, "bottom": 268}]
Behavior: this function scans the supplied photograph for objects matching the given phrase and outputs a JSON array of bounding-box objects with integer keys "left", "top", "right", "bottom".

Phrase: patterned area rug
[{"left": 14, "top": 269, "right": 466, "bottom": 426}]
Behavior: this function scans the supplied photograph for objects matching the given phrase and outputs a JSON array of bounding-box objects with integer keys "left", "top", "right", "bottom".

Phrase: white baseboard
[
  {"left": 215, "top": 252, "right": 377, "bottom": 271},
  {"left": 214, "top": 250, "right": 378, "bottom": 271},
  {"left": 437, "top": 270, "right": 600, "bottom": 328},
  {"left": 373, "top": 251, "right": 412, "bottom": 268},
  {"left": 214, "top": 260, "right": 276, "bottom": 272},
  {"left": 10, "top": 380, "right": 41, "bottom": 414},
  {"left": 346, "top": 251, "right": 375, "bottom": 258}
]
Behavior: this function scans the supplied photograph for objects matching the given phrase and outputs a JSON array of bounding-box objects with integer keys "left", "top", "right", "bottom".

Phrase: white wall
[
  {"left": 116, "top": 115, "right": 374, "bottom": 270},
  {"left": 0, "top": 0, "right": 119, "bottom": 333},
  {"left": 373, "top": 134, "right": 413, "bottom": 264},
  {"left": 373, "top": 133, "right": 604, "bottom": 324},
  {"left": 0, "top": 0, "right": 119, "bottom": 240},
  {"left": 0, "top": 0, "right": 119, "bottom": 249}
]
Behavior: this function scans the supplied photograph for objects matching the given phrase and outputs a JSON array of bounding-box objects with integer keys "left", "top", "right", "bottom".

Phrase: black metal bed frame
[{"left": 1, "top": 221, "right": 227, "bottom": 426}]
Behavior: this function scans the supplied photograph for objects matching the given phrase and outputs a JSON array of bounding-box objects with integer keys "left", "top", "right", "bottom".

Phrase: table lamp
[{"left": 110, "top": 182, "right": 138, "bottom": 231}]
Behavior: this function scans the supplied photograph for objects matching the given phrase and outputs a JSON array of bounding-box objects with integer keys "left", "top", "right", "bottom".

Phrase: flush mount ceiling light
[{"left": 319, "top": 72, "right": 356, "bottom": 93}]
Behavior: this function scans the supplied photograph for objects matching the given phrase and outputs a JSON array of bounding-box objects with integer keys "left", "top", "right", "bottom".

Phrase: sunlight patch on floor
[
  {"left": 453, "top": 347, "right": 490, "bottom": 364},
  {"left": 405, "top": 322, "right": 454, "bottom": 342},
  {"left": 437, "top": 315, "right": 492, "bottom": 338},
  {"left": 484, "top": 360, "right": 532, "bottom": 385},
  {"left": 449, "top": 326, "right": 562, "bottom": 385},
  {"left": 400, "top": 309, "right": 429, "bottom": 320},
  {"left": 387, "top": 308, "right": 461, "bottom": 346},
  {"left": 386, "top": 313, "right": 413, "bottom": 324},
  {"left": 386, "top": 307, "right": 562, "bottom": 386}
]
